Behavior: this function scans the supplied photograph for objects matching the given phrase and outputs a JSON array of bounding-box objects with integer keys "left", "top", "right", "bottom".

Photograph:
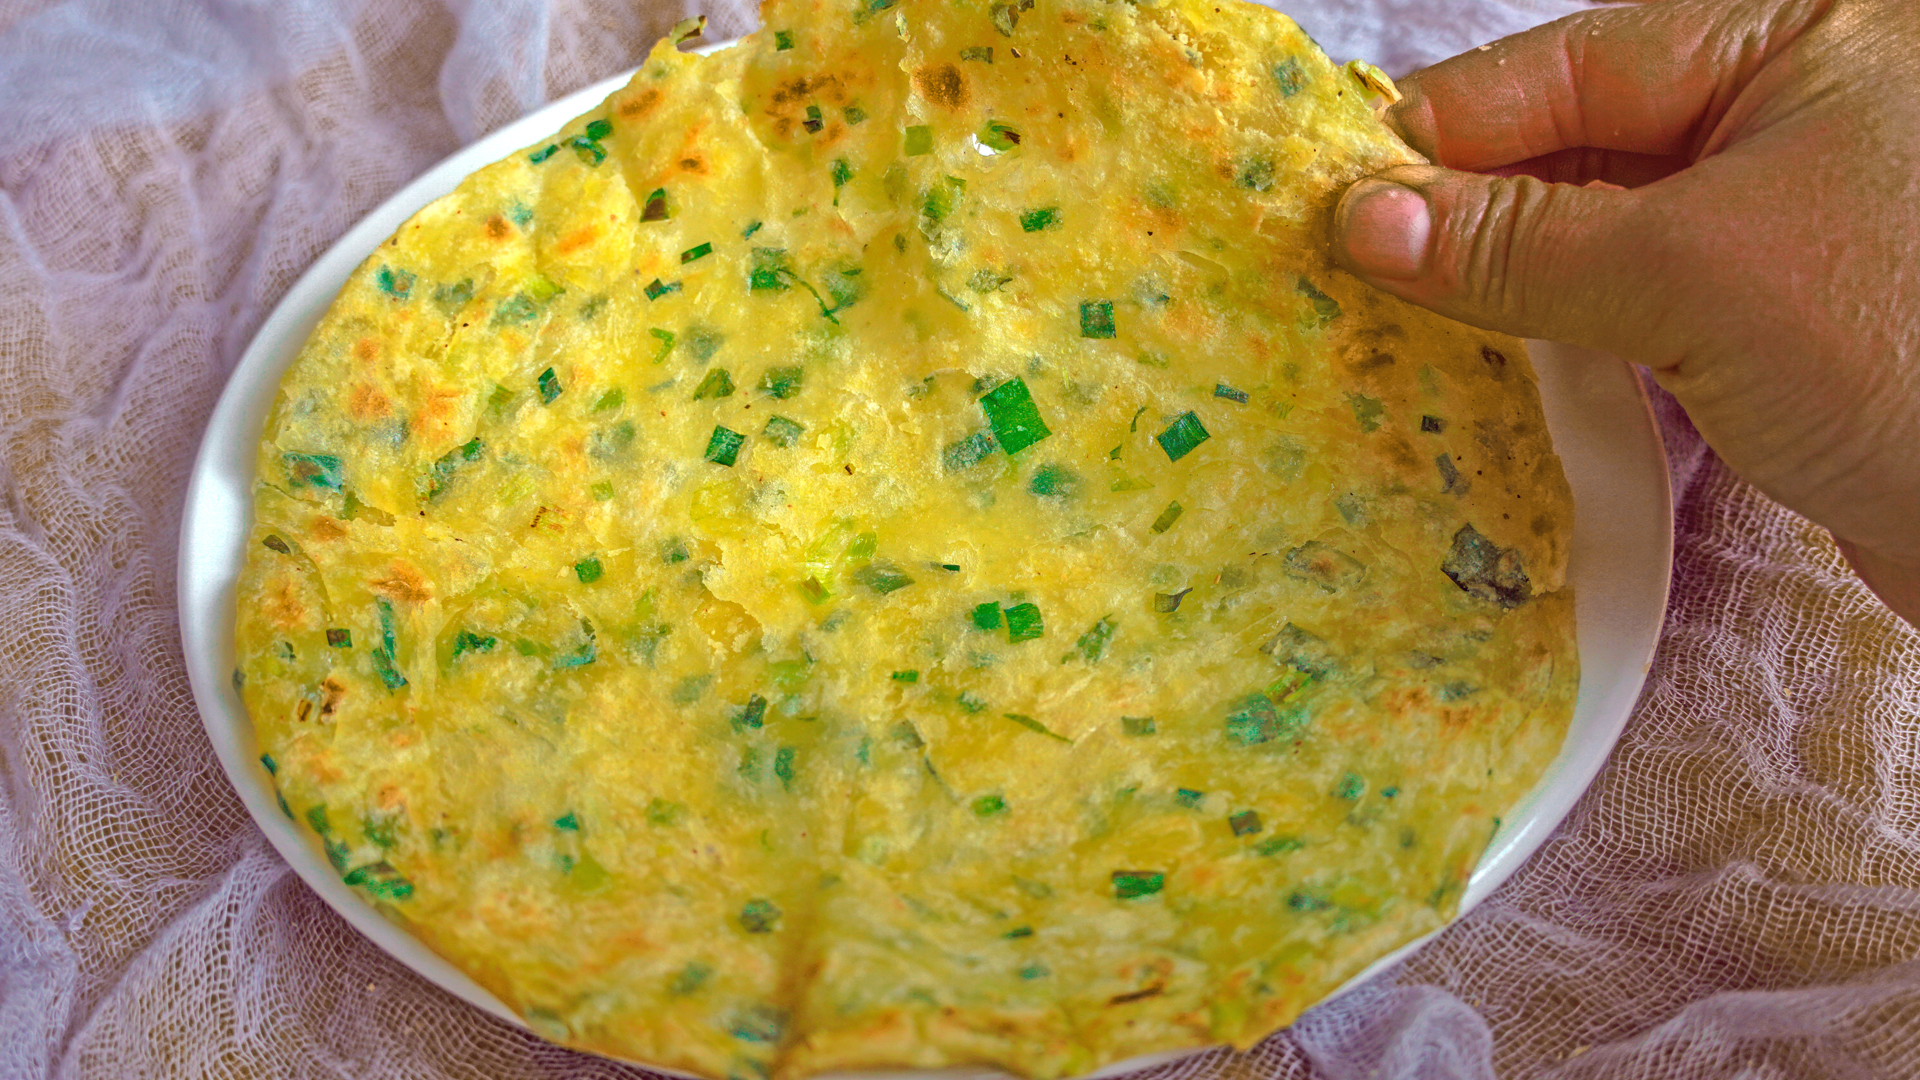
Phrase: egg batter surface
[{"left": 235, "top": 0, "right": 1577, "bottom": 1076}]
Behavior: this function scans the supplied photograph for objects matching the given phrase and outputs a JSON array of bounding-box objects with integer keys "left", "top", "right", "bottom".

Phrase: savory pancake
[{"left": 233, "top": 0, "right": 1576, "bottom": 1076}]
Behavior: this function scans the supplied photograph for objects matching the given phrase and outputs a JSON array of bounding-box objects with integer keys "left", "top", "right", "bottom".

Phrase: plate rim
[{"left": 177, "top": 44, "right": 1673, "bottom": 1077}]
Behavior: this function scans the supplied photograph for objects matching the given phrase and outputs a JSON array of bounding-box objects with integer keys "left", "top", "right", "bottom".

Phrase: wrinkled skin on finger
[{"left": 1333, "top": 0, "right": 1920, "bottom": 625}]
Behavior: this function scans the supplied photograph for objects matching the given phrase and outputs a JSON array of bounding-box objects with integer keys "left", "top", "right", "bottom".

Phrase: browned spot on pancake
[
  {"left": 1531, "top": 512, "right": 1556, "bottom": 536},
  {"left": 295, "top": 698, "right": 313, "bottom": 723},
  {"left": 309, "top": 518, "right": 347, "bottom": 542},
  {"left": 1351, "top": 351, "right": 1395, "bottom": 372},
  {"left": 267, "top": 580, "right": 307, "bottom": 628},
  {"left": 771, "top": 74, "right": 841, "bottom": 104},
  {"left": 1479, "top": 344, "right": 1509, "bottom": 374},
  {"left": 556, "top": 224, "right": 600, "bottom": 255},
  {"left": 371, "top": 560, "right": 432, "bottom": 604},
  {"left": 912, "top": 63, "right": 967, "bottom": 108},
  {"left": 485, "top": 215, "right": 511, "bottom": 240},
  {"left": 347, "top": 382, "right": 390, "bottom": 419},
  {"left": 353, "top": 337, "right": 380, "bottom": 364},
  {"left": 318, "top": 677, "right": 346, "bottom": 717},
  {"left": 678, "top": 156, "right": 707, "bottom": 174},
  {"left": 618, "top": 88, "right": 661, "bottom": 119}
]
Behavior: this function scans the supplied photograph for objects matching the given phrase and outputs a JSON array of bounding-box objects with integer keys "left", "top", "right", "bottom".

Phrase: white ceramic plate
[{"left": 178, "top": 51, "right": 1672, "bottom": 1078}]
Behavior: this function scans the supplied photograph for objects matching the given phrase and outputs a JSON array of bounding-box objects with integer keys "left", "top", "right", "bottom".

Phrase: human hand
[{"left": 1330, "top": 0, "right": 1920, "bottom": 626}]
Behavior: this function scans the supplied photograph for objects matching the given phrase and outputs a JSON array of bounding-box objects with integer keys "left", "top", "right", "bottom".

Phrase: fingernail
[{"left": 1339, "top": 179, "right": 1431, "bottom": 281}]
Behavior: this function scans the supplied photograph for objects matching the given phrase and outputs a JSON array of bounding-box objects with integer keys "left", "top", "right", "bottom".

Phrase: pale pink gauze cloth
[{"left": 4, "top": 0, "right": 1917, "bottom": 1077}]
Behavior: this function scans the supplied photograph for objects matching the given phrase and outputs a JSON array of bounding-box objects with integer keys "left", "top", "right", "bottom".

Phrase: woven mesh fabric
[{"left": 3, "top": 0, "right": 1916, "bottom": 1077}]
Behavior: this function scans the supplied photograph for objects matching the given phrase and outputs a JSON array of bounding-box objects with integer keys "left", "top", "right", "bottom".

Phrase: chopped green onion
[
  {"left": 970, "top": 602, "right": 1002, "bottom": 631},
  {"left": 259, "top": 753, "right": 277, "bottom": 775},
  {"left": 978, "top": 377, "right": 1051, "bottom": 455},
  {"left": 594, "top": 388, "right": 625, "bottom": 411},
  {"left": 891, "top": 670, "right": 920, "bottom": 683},
  {"left": 566, "top": 134, "right": 606, "bottom": 165},
  {"left": 961, "top": 45, "right": 993, "bottom": 62},
  {"left": 1112, "top": 871, "right": 1165, "bottom": 900},
  {"left": 1422, "top": 415, "right": 1445, "bottom": 433},
  {"left": 326, "top": 628, "right": 351, "bottom": 648},
  {"left": 649, "top": 327, "right": 677, "bottom": 362},
  {"left": 451, "top": 630, "right": 495, "bottom": 657},
  {"left": 1214, "top": 383, "right": 1249, "bottom": 404},
  {"left": 1175, "top": 788, "right": 1204, "bottom": 808},
  {"left": 1002, "top": 713, "right": 1070, "bottom": 742},
  {"left": 802, "top": 104, "right": 824, "bottom": 133},
  {"left": 1256, "top": 836, "right": 1305, "bottom": 856},
  {"left": 1273, "top": 57, "right": 1306, "bottom": 96},
  {"left": 693, "top": 368, "right": 736, "bottom": 400},
  {"left": 733, "top": 693, "right": 768, "bottom": 731},
  {"left": 750, "top": 247, "right": 790, "bottom": 291},
  {"left": 904, "top": 125, "right": 934, "bottom": 155},
  {"left": 1229, "top": 810, "right": 1263, "bottom": 836},
  {"left": 1150, "top": 501, "right": 1183, "bottom": 533},
  {"left": 854, "top": 562, "right": 915, "bottom": 595},
  {"left": 843, "top": 105, "right": 866, "bottom": 124},
  {"left": 739, "top": 898, "right": 782, "bottom": 933},
  {"left": 575, "top": 557, "right": 603, "bottom": 584},
  {"left": 682, "top": 241, "right": 714, "bottom": 263},
  {"left": 370, "top": 599, "right": 407, "bottom": 691},
  {"left": 1079, "top": 300, "right": 1116, "bottom": 339},
  {"left": 742, "top": 220, "right": 763, "bottom": 238},
  {"left": 979, "top": 121, "right": 1019, "bottom": 151},
  {"left": 763, "top": 415, "right": 804, "bottom": 448},
  {"left": 1028, "top": 463, "right": 1077, "bottom": 498},
  {"left": 375, "top": 266, "right": 414, "bottom": 300},
  {"left": 705, "top": 425, "right": 745, "bottom": 466},
  {"left": 1153, "top": 589, "right": 1190, "bottom": 613},
  {"left": 1347, "top": 392, "right": 1384, "bottom": 432},
  {"left": 642, "top": 188, "right": 670, "bottom": 221},
  {"left": 262, "top": 534, "right": 291, "bottom": 554},
  {"left": 669, "top": 961, "right": 711, "bottom": 995},
  {"left": 732, "top": 1002, "right": 788, "bottom": 1045},
  {"left": 648, "top": 798, "right": 687, "bottom": 826},
  {"left": 283, "top": 452, "right": 342, "bottom": 491},
  {"left": 553, "top": 811, "right": 580, "bottom": 831},
  {"left": 1018, "top": 207, "right": 1059, "bottom": 232},
  {"left": 1121, "top": 716, "right": 1156, "bottom": 736},
  {"left": 1287, "top": 889, "right": 1329, "bottom": 912},
  {"left": 537, "top": 368, "right": 562, "bottom": 404},
  {"left": 1004, "top": 925, "right": 1033, "bottom": 938},
  {"left": 1297, "top": 277, "right": 1342, "bottom": 323},
  {"left": 972, "top": 793, "right": 1008, "bottom": 816},
  {"left": 1004, "top": 602, "right": 1044, "bottom": 642},
  {"left": 774, "top": 746, "right": 797, "bottom": 790},
  {"left": 529, "top": 144, "right": 559, "bottom": 163},
  {"left": 1156, "top": 411, "right": 1210, "bottom": 461},
  {"left": 831, "top": 158, "right": 853, "bottom": 189},
  {"left": 645, "top": 278, "right": 680, "bottom": 301},
  {"left": 774, "top": 29, "right": 795, "bottom": 50},
  {"left": 957, "top": 691, "right": 988, "bottom": 714},
  {"left": 1073, "top": 616, "right": 1116, "bottom": 662},
  {"left": 585, "top": 118, "right": 613, "bottom": 141},
  {"left": 759, "top": 366, "right": 803, "bottom": 398},
  {"left": 1383, "top": 786, "right": 1400, "bottom": 798},
  {"left": 1334, "top": 773, "right": 1366, "bottom": 800},
  {"left": 943, "top": 431, "right": 997, "bottom": 472}
]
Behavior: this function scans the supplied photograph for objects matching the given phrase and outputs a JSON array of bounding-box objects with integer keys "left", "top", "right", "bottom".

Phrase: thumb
[{"left": 1331, "top": 164, "right": 1671, "bottom": 354}]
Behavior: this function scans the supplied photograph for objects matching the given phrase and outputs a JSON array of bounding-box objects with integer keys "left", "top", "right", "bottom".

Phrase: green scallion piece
[
  {"left": 979, "top": 120, "right": 1019, "bottom": 151},
  {"left": 1153, "top": 589, "right": 1190, "bottom": 613},
  {"left": 1072, "top": 616, "right": 1116, "bottom": 662},
  {"left": 739, "top": 898, "right": 782, "bottom": 933},
  {"left": 682, "top": 242, "right": 714, "bottom": 263},
  {"left": 763, "top": 415, "right": 804, "bottom": 448},
  {"left": 1112, "top": 870, "right": 1165, "bottom": 900},
  {"left": 843, "top": 105, "right": 866, "bottom": 124},
  {"left": 732, "top": 693, "right": 768, "bottom": 731},
  {"left": 1019, "top": 207, "right": 1059, "bottom": 232},
  {"left": 451, "top": 630, "right": 495, "bottom": 657},
  {"left": 978, "top": 377, "right": 1051, "bottom": 455},
  {"left": 970, "top": 602, "right": 1002, "bottom": 631},
  {"left": 1001, "top": 712, "right": 1070, "bottom": 742},
  {"left": 566, "top": 134, "right": 606, "bottom": 165},
  {"left": 1121, "top": 716, "right": 1156, "bottom": 736},
  {"left": 1004, "top": 925, "right": 1033, "bottom": 939},
  {"left": 972, "top": 794, "right": 1008, "bottom": 816},
  {"left": 554, "top": 811, "right": 580, "bottom": 831},
  {"left": 1273, "top": 57, "right": 1307, "bottom": 96},
  {"left": 1297, "top": 277, "right": 1342, "bottom": 324},
  {"left": 575, "top": 557, "right": 603, "bottom": 584},
  {"left": 537, "top": 367, "right": 563, "bottom": 404},
  {"left": 648, "top": 798, "right": 687, "bottom": 826},
  {"left": 750, "top": 247, "right": 790, "bottom": 291},
  {"left": 693, "top": 368, "right": 736, "bottom": 400},
  {"left": 585, "top": 117, "right": 613, "bottom": 141},
  {"left": 943, "top": 431, "right": 997, "bottom": 472},
  {"left": 642, "top": 188, "right": 670, "bottom": 221},
  {"left": 904, "top": 125, "right": 934, "bottom": 156},
  {"left": 704, "top": 425, "right": 745, "bottom": 466},
  {"left": 774, "top": 746, "right": 797, "bottom": 790},
  {"left": 1004, "top": 602, "right": 1043, "bottom": 642},
  {"left": 891, "top": 670, "right": 919, "bottom": 683},
  {"left": 759, "top": 366, "right": 803, "bottom": 399},
  {"left": 803, "top": 104, "right": 824, "bottom": 133},
  {"left": 831, "top": 158, "right": 853, "bottom": 189},
  {"left": 1256, "top": 836, "right": 1305, "bottom": 856},
  {"left": 594, "top": 388, "right": 625, "bottom": 411},
  {"left": 1028, "top": 463, "right": 1077, "bottom": 498},
  {"left": 1150, "top": 501, "right": 1183, "bottom": 534},
  {"left": 261, "top": 534, "right": 291, "bottom": 554},
  {"left": 649, "top": 327, "right": 676, "bottom": 362},
  {"left": 326, "top": 628, "right": 351, "bottom": 648},
  {"left": 529, "top": 144, "right": 559, "bottom": 163},
  {"left": 774, "top": 29, "right": 795, "bottom": 50},
  {"left": 645, "top": 278, "right": 680, "bottom": 301},
  {"left": 960, "top": 45, "right": 993, "bottom": 62},
  {"left": 1079, "top": 300, "right": 1116, "bottom": 339},
  {"left": 283, "top": 452, "right": 343, "bottom": 491},
  {"left": 1176, "top": 788, "right": 1204, "bottom": 809},
  {"left": 854, "top": 562, "right": 915, "bottom": 595},
  {"left": 669, "top": 961, "right": 710, "bottom": 995},
  {"left": 1156, "top": 412, "right": 1210, "bottom": 461},
  {"left": 1229, "top": 810, "right": 1264, "bottom": 836},
  {"left": 1335, "top": 773, "right": 1366, "bottom": 800},
  {"left": 589, "top": 480, "right": 614, "bottom": 501},
  {"left": 375, "top": 266, "right": 414, "bottom": 300},
  {"left": 1214, "top": 383, "right": 1249, "bottom": 404}
]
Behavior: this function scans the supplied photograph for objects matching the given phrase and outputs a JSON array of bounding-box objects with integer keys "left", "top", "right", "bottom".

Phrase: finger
[
  {"left": 1387, "top": 0, "right": 1832, "bottom": 171},
  {"left": 1484, "top": 147, "right": 1691, "bottom": 189},
  {"left": 1331, "top": 165, "right": 1683, "bottom": 358}
]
